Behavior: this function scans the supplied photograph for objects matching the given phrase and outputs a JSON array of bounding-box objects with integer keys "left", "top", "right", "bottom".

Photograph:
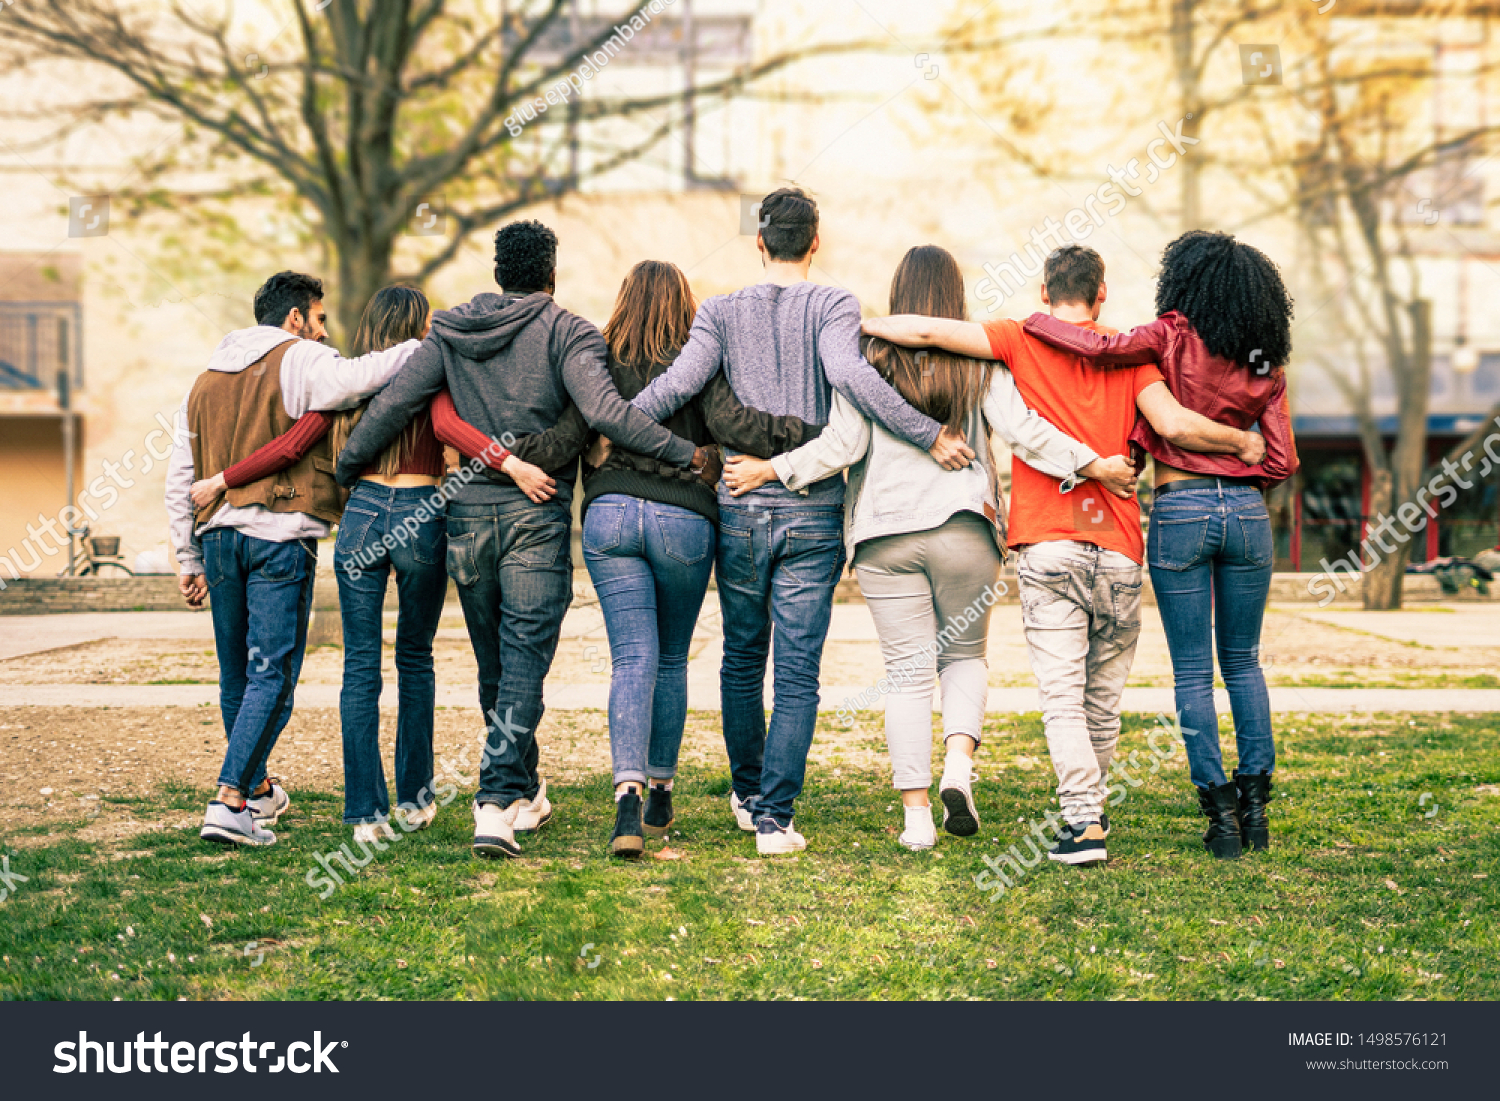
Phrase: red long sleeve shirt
[
  {"left": 1022, "top": 311, "right": 1298, "bottom": 487},
  {"left": 221, "top": 390, "right": 509, "bottom": 487}
]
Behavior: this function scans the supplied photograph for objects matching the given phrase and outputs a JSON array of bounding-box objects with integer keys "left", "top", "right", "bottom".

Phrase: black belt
[{"left": 1155, "top": 476, "right": 1259, "bottom": 497}]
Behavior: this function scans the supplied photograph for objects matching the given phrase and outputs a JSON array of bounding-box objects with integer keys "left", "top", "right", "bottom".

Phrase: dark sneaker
[
  {"left": 1047, "top": 820, "right": 1107, "bottom": 865},
  {"left": 644, "top": 786, "right": 674, "bottom": 839},
  {"left": 610, "top": 792, "right": 645, "bottom": 858},
  {"left": 1099, "top": 813, "right": 1110, "bottom": 838}
]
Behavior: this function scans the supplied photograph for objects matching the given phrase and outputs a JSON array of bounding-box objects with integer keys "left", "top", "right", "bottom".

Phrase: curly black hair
[
  {"left": 1155, "top": 230, "right": 1293, "bottom": 370},
  {"left": 494, "top": 220, "right": 558, "bottom": 292}
]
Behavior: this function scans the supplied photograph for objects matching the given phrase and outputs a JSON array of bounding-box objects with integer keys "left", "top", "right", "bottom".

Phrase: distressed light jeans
[{"left": 1016, "top": 540, "right": 1143, "bottom": 827}]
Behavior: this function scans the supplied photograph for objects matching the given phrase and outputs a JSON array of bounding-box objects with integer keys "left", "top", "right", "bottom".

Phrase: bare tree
[{"left": 0, "top": 0, "right": 874, "bottom": 338}]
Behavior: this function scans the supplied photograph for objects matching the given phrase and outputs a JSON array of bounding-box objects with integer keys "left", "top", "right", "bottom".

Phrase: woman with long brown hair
[
  {"left": 582, "top": 260, "right": 820, "bottom": 857},
  {"left": 725, "top": 246, "right": 1134, "bottom": 850}
]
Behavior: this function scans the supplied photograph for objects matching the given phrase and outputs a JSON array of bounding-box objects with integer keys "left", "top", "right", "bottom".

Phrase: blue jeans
[
  {"left": 202, "top": 529, "right": 315, "bottom": 794},
  {"left": 445, "top": 500, "right": 573, "bottom": 808},
  {"left": 716, "top": 502, "right": 846, "bottom": 826},
  {"left": 333, "top": 483, "right": 449, "bottom": 824},
  {"left": 583, "top": 495, "right": 715, "bottom": 787},
  {"left": 1148, "top": 484, "right": 1275, "bottom": 788}
]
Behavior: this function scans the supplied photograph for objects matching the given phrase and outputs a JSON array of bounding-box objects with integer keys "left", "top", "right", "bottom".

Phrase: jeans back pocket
[
  {"left": 446, "top": 530, "right": 479, "bottom": 587},
  {"left": 1149, "top": 513, "right": 1212, "bottom": 571}
]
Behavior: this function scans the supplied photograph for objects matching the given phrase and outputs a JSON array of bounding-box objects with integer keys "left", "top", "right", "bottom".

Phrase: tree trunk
[
  {"left": 1361, "top": 468, "right": 1407, "bottom": 609},
  {"left": 335, "top": 234, "right": 397, "bottom": 350},
  {"left": 1171, "top": 0, "right": 1202, "bottom": 231}
]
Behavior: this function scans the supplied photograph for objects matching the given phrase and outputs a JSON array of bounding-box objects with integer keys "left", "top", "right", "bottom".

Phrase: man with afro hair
[{"left": 339, "top": 219, "right": 712, "bottom": 859}]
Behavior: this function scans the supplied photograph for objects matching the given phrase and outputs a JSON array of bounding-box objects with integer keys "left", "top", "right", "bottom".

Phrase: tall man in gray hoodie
[{"left": 338, "top": 221, "right": 709, "bottom": 858}]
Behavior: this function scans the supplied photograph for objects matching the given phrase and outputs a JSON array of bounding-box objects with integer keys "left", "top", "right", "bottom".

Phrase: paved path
[
  {"left": 1286, "top": 604, "right": 1499, "bottom": 649},
  {"left": 1, "top": 683, "right": 1495, "bottom": 713}
]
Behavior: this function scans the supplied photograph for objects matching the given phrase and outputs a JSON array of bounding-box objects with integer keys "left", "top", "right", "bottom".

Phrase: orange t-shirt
[{"left": 982, "top": 318, "right": 1165, "bottom": 564}]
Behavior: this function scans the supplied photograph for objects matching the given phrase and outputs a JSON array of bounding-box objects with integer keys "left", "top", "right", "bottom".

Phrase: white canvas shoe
[
  {"left": 353, "top": 821, "right": 397, "bottom": 845},
  {"left": 730, "top": 791, "right": 760, "bottom": 832},
  {"left": 397, "top": 803, "right": 438, "bottom": 832},
  {"left": 755, "top": 817, "right": 807, "bottom": 855},
  {"left": 899, "top": 805, "right": 937, "bottom": 851},
  {"left": 472, "top": 800, "right": 522, "bottom": 859},
  {"left": 513, "top": 779, "right": 553, "bottom": 834}
]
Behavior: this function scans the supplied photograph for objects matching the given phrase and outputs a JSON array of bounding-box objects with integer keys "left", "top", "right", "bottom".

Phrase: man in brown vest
[{"left": 165, "top": 272, "right": 423, "bottom": 847}]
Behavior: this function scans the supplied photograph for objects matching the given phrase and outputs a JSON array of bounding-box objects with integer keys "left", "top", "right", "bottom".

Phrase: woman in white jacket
[{"left": 725, "top": 245, "right": 1137, "bottom": 850}]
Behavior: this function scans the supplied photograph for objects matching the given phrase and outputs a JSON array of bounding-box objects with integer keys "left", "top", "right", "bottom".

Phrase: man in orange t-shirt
[{"left": 863, "top": 245, "right": 1264, "bottom": 866}]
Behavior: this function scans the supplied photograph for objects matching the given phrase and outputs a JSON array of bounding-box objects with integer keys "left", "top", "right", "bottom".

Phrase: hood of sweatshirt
[
  {"left": 206, "top": 326, "right": 301, "bottom": 374},
  {"left": 431, "top": 291, "right": 552, "bottom": 361}
]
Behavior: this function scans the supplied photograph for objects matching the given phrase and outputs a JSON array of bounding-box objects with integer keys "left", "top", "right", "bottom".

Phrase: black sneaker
[
  {"left": 644, "top": 785, "right": 674, "bottom": 839},
  {"left": 610, "top": 792, "right": 644, "bottom": 858},
  {"left": 1047, "top": 820, "right": 1108, "bottom": 865},
  {"left": 1099, "top": 813, "right": 1110, "bottom": 838}
]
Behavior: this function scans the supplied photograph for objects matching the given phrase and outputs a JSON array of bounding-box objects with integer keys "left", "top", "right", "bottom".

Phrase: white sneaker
[
  {"left": 353, "top": 821, "right": 397, "bottom": 845},
  {"left": 731, "top": 791, "right": 761, "bottom": 832},
  {"left": 200, "top": 801, "right": 276, "bottom": 847},
  {"left": 397, "top": 803, "right": 438, "bottom": 832},
  {"left": 756, "top": 817, "right": 806, "bottom": 855},
  {"left": 513, "top": 779, "right": 553, "bottom": 834},
  {"left": 246, "top": 782, "right": 290, "bottom": 825},
  {"left": 899, "top": 805, "right": 937, "bottom": 851},
  {"left": 472, "top": 800, "right": 522, "bottom": 859},
  {"left": 939, "top": 767, "right": 979, "bottom": 837}
]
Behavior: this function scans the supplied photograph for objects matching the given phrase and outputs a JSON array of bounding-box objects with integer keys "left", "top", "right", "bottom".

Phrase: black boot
[
  {"left": 1235, "top": 770, "right": 1273, "bottom": 852},
  {"left": 643, "top": 784, "right": 674, "bottom": 839},
  {"left": 1197, "top": 782, "right": 1243, "bottom": 860},
  {"left": 610, "top": 792, "right": 644, "bottom": 858}
]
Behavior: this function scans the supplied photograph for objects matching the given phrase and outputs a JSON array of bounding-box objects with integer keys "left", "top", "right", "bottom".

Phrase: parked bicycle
[{"left": 56, "top": 524, "right": 133, "bottom": 577}]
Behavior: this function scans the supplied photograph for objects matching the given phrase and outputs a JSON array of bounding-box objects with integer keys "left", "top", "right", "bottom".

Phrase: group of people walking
[{"left": 165, "top": 185, "right": 1297, "bottom": 868}]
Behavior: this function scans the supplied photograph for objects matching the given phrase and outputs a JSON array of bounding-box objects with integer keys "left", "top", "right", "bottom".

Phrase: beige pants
[
  {"left": 853, "top": 512, "right": 1002, "bottom": 790},
  {"left": 1016, "top": 540, "right": 1142, "bottom": 826}
]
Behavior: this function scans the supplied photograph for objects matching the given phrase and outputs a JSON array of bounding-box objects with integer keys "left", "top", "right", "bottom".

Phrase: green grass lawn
[{"left": 1, "top": 713, "right": 1495, "bottom": 1001}]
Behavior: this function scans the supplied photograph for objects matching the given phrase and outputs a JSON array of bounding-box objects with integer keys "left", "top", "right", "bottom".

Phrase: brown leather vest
[{"left": 187, "top": 340, "right": 347, "bottom": 526}]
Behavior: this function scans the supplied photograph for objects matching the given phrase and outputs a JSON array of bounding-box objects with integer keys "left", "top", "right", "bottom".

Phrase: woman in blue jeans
[
  {"left": 579, "top": 261, "right": 818, "bottom": 857},
  {"left": 1023, "top": 231, "right": 1299, "bottom": 858}
]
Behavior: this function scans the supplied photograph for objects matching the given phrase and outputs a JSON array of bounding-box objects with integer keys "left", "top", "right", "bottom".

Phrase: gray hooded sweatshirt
[{"left": 336, "top": 291, "right": 697, "bottom": 508}]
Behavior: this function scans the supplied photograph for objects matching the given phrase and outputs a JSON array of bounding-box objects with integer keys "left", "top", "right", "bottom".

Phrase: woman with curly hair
[{"left": 1023, "top": 230, "right": 1298, "bottom": 860}]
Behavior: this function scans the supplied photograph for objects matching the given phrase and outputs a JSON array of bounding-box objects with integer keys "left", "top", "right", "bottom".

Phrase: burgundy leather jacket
[{"left": 1022, "top": 310, "right": 1298, "bottom": 487}]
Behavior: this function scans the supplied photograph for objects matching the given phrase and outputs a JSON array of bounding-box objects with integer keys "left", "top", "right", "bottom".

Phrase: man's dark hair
[
  {"left": 758, "top": 186, "right": 819, "bottom": 261},
  {"left": 494, "top": 220, "right": 558, "bottom": 292},
  {"left": 1155, "top": 230, "right": 1294, "bottom": 370},
  {"left": 253, "top": 271, "right": 324, "bottom": 327},
  {"left": 1043, "top": 245, "right": 1105, "bottom": 307}
]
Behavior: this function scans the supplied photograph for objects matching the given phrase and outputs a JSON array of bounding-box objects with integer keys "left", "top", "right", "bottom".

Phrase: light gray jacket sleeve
[
  {"left": 164, "top": 390, "right": 203, "bottom": 575},
  {"left": 770, "top": 392, "right": 871, "bottom": 494},
  {"left": 982, "top": 367, "right": 1098, "bottom": 488}
]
